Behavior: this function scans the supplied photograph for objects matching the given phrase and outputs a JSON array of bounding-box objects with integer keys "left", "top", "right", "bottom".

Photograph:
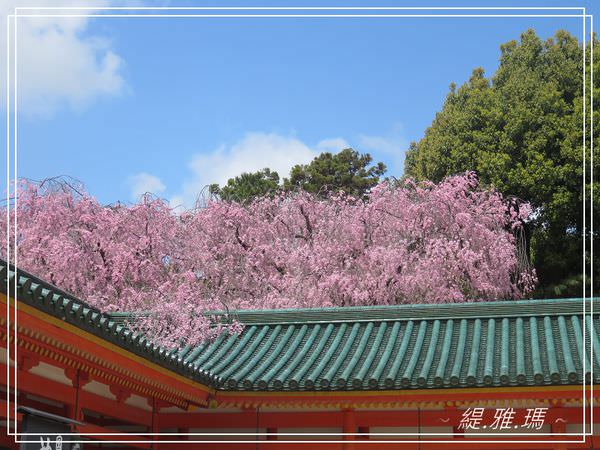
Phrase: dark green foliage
[
  {"left": 209, "top": 168, "right": 280, "bottom": 203},
  {"left": 283, "top": 148, "right": 387, "bottom": 198},
  {"left": 404, "top": 29, "right": 599, "bottom": 297},
  {"left": 209, "top": 149, "right": 387, "bottom": 203}
]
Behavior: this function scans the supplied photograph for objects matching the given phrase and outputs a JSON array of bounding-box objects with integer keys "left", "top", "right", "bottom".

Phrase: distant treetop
[
  {"left": 209, "top": 148, "right": 388, "bottom": 203},
  {"left": 209, "top": 168, "right": 280, "bottom": 203},
  {"left": 283, "top": 148, "right": 387, "bottom": 198}
]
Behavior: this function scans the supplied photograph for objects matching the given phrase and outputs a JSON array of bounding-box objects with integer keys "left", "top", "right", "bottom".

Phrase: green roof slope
[
  {"left": 3, "top": 260, "right": 599, "bottom": 392},
  {"left": 175, "top": 298, "right": 600, "bottom": 391}
]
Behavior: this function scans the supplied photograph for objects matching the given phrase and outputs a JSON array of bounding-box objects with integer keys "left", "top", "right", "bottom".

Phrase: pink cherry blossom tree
[{"left": 2, "top": 172, "right": 535, "bottom": 345}]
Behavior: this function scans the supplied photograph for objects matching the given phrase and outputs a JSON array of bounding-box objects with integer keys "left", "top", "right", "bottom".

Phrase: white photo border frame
[{"left": 4, "top": 5, "right": 594, "bottom": 445}]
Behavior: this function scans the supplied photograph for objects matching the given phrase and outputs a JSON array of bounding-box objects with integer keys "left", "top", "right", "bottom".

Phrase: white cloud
[
  {"left": 171, "top": 132, "right": 350, "bottom": 208},
  {"left": 316, "top": 137, "right": 350, "bottom": 152},
  {"left": 2, "top": 1, "right": 125, "bottom": 117},
  {"left": 128, "top": 172, "right": 166, "bottom": 199},
  {"left": 357, "top": 134, "right": 407, "bottom": 156},
  {"left": 357, "top": 122, "right": 408, "bottom": 155}
]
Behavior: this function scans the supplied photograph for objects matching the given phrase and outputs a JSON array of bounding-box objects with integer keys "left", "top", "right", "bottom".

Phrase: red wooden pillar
[
  {"left": 452, "top": 424, "right": 465, "bottom": 439},
  {"left": 151, "top": 397, "right": 160, "bottom": 450},
  {"left": 65, "top": 368, "right": 89, "bottom": 422},
  {"left": 17, "top": 354, "right": 39, "bottom": 373},
  {"left": 551, "top": 419, "right": 568, "bottom": 450},
  {"left": 447, "top": 407, "right": 464, "bottom": 440},
  {"left": 148, "top": 398, "right": 171, "bottom": 448},
  {"left": 343, "top": 409, "right": 356, "bottom": 450}
]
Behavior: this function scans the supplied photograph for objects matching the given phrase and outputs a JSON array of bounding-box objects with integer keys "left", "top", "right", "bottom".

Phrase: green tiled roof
[
  {"left": 3, "top": 260, "right": 599, "bottom": 393},
  {"left": 169, "top": 299, "right": 600, "bottom": 391}
]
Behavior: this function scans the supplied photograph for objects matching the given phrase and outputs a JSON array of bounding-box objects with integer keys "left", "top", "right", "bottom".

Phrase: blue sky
[{"left": 1, "top": 1, "right": 596, "bottom": 207}]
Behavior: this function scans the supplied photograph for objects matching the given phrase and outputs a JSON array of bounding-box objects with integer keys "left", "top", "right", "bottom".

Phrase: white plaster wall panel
[{"left": 29, "top": 362, "right": 70, "bottom": 385}]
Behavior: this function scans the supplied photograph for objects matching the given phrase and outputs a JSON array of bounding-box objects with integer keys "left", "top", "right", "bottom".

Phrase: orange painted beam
[
  {"left": 0, "top": 364, "right": 152, "bottom": 426},
  {"left": 5, "top": 334, "right": 163, "bottom": 407},
  {"left": 157, "top": 407, "right": 591, "bottom": 429},
  {"left": 212, "top": 383, "right": 597, "bottom": 408},
  {"left": 0, "top": 294, "right": 211, "bottom": 405}
]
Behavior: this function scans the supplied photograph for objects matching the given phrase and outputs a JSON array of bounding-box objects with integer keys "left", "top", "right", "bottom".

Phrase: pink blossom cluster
[{"left": 2, "top": 173, "right": 536, "bottom": 345}]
